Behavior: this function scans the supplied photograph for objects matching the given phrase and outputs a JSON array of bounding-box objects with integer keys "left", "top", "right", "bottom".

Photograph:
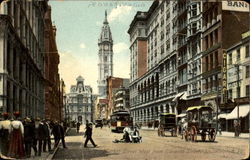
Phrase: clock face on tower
[{"left": 104, "top": 45, "right": 109, "bottom": 50}]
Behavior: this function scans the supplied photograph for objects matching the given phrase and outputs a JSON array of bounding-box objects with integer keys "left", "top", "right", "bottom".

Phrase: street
[{"left": 53, "top": 126, "right": 249, "bottom": 160}]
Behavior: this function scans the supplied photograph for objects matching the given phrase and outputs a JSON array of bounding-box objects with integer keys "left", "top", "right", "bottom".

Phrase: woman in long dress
[{"left": 8, "top": 112, "right": 25, "bottom": 159}]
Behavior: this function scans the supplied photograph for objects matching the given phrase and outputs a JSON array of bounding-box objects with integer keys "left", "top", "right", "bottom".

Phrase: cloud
[
  {"left": 113, "top": 42, "right": 129, "bottom": 54},
  {"left": 108, "top": 5, "right": 133, "bottom": 23},
  {"left": 59, "top": 51, "right": 98, "bottom": 93},
  {"left": 80, "top": 43, "right": 86, "bottom": 49},
  {"left": 96, "top": 21, "right": 102, "bottom": 27}
]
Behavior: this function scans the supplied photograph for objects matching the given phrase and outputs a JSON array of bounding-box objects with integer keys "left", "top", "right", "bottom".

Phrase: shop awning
[
  {"left": 226, "top": 104, "right": 250, "bottom": 120},
  {"left": 172, "top": 92, "right": 185, "bottom": 101},
  {"left": 217, "top": 113, "right": 229, "bottom": 119},
  {"left": 176, "top": 113, "right": 186, "bottom": 118},
  {"left": 179, "top": 92, "right": 188, "bottom": 100}
]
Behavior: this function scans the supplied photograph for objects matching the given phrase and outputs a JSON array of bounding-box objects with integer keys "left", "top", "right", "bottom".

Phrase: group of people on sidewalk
[{"left": 0, "top": 112, "right": 67, "bottom": 159}]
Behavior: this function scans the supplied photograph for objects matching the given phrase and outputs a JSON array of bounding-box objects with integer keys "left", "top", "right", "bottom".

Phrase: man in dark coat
[
  {"left": 23, "top": 117, "right": 36, "bottom": 158},
  {"left": 59, "top": 122, "right": 67, "bottom": 148},
  {"left": 51, "top": 121, "right": 60, "bottom": 149},
  {"left": 76, "top": 122, "right": 80, "bottom": 133},
  {"left": 84, "top": 123, "right": 97, "bottom": 148},
  {"left": 43, "top": 120, "right": 52, "bottom": 152},
  {"left": 34, "top": 118, "right": 46, "bottom": 156},
  {"left": 0, "top": 112, "right": 11, "bottom": 157}
]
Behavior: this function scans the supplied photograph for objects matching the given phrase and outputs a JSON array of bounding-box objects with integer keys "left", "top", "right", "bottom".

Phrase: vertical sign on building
[{"left": 222, "top": 50, "right": 227, "bottom": 103}]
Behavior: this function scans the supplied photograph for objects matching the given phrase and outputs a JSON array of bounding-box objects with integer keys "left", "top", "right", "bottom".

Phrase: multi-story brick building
[
  {"left": 128, "top": 1, "right": 179, "bottom": 126},
  {"left": 201, "top": 1, "right": 249, "bottom": 116},
  {"left": 106, "top": 76, "right": 129, "bottom": 119},
  {"left": 0, "top": 0, "right": 48, "bottom": 118},
  {"left": 44, "top": 5, "right": 62, "bottom": 121},
  {"left": 128, "top": 0, "right": 249, "bottom": 127}
]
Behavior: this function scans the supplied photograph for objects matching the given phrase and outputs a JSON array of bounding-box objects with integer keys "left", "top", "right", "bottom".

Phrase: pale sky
[{"left": 49, "top": 1, "right": 152, "bottom": 93}]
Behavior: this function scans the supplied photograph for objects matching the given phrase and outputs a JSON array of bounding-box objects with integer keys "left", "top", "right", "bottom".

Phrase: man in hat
[
  {"left": 43, "top": 119, "right": 52, "bottom": 152},
  {"left": 34, "top": 117, "right": 46, "bottom": 156},
  {"left": 84, "top": 122, "right": 97, "bottom": 148},
  {"left": 0, "top": 112, "right": 11, "bottom": 157},
  {"left": 23, "top": 117, "right": 36, "bottom": 158}
]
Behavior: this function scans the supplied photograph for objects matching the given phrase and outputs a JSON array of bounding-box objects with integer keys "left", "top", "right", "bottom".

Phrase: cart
[
  {"left": 158, "top": 113, "right": 177, "bottom": 137},
  {"left": 183, "top": 106, "right": 216, "bottom": 142}
]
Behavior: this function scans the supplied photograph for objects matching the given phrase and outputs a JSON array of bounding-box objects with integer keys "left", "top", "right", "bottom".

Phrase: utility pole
[{"left": 235, "top": 64, "right": 240, "bottom": 137}]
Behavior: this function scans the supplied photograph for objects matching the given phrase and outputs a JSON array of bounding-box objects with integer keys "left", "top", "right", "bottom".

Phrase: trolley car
[{"left": 110, "top": 110, "right": 133, "bottom": 133}]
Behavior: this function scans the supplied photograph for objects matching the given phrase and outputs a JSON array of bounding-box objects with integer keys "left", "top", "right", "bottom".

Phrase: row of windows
[
  {"left": 228, "top": 45, "right": 250, "bottom": 65},
  {"left": 228, "top": 85, "right": 250, "bottom": 99}
]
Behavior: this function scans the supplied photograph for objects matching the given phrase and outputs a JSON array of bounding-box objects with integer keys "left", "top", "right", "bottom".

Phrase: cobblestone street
[{"left": 53, "top": 126, "right": 249, "bottom": 160}]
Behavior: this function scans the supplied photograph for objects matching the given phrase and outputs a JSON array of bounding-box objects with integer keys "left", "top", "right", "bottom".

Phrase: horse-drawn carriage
[
  {"left": 158, "top": 113, "right": 177, "bottom": 137},
  {"left": 183, "top": 105, "right": 216, "bottom": 142}
]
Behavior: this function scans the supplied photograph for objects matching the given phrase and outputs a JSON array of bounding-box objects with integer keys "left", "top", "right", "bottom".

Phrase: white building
[
  {"left": 97, "top": 11, "right": 113, "bottom": 98},
  {"left": 66, "top": 76, "right": 93, "bottom": 124},
  {"left": 128, "top": 0, "right": 206, "bottom": 126},
  {"left": 227, "top": 32, "right": 250, "bottom": 100},
  {"left": 128, "top": 1, "right": 179, "bottom": 126}
]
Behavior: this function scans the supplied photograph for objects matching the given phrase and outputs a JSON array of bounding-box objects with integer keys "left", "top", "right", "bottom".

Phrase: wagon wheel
[
  {"left": 191, "top": 126, "right": 197, "bottom": 142},
  {"left": 184, "top": 130, "right": 189, "bottom": 141},
  {"left": 158, "top": 128, "right": 161, "bottom": 136},
  {"left": 208, "top": 129, "right": 216, "bottom": 142},
  {"left": 201, "top": 130, "right": 206, "bottom": 142},
  {"left": 162, "top": 129, "right": 165, "bottom": 137},
  {"left": 174, "top": 127, "right": 177, "bottom": 137}
]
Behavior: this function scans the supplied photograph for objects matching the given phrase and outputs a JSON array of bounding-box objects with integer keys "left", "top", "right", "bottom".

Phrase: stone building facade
[
  {"left": 113, "top": 87, "right": 130, "bottom": 112},
  {"left": 66, "top": 76, "right": 93, "bottom": 124},
  {"left": 128, "top": 1, "right": 179, "bottom": 126},
  {"left": 97, "top": 11, "right": 113, "bottom": 98},
  {"left": 223, "top": 31, "right": 250, "bottom": 132},
  {"left": 0, "top": 0, "right": 48, "bottom": 118},
  {"left": 128, "top": 0, "right": 249, "bottom": 126}
]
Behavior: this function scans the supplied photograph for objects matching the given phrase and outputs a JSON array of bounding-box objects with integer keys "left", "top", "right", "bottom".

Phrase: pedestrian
[
  {"left": 34, "top": 118, "right": 46, "bottom": 156},
  {"left": 234, "top": 119, "right": 238, "bottom": 137},
  {"left": 8, "top": 111, "right": 25, "bottom": 159},
  {"left": 218, "top": 121, "right": 222, "bottom": 135},
  {"left": 76, "top": 121, "right": 81, "bottom": 133},
  {"left": 51, "top": 121, "right": 60, "bottom": 148},
  {"left": 0, "top": 112, "right": 11, "bottom": 157},
  {"left": 23, "top": 117, "right": 36, "bottom": 158},
  {"left": 59, "top": 122, "right": 67, "bottom": 148},
  {"left": 84, "top": 123, "right": 97, "bottom": 148},
  {"left": 43, "top": 119, "right": 52, "bottom": 152},
  {"left": 30, "top": 118, "right": 38, "bottom": 156}
]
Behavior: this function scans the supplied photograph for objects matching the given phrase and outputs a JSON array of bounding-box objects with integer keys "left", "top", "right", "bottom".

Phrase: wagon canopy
[
  {"left": 186, "top": 105, "right": 212, "bottom": 112},
  {"left": 160, "top": 113, "right": 176, "bottom": 116}
]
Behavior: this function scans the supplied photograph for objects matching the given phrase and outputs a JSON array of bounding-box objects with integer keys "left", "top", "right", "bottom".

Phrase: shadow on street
[{"left": 66, "top": 128, "right": 84, "bottom": 136}]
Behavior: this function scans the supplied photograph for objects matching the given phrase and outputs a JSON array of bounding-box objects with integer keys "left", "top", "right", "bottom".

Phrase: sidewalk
[
  {"left": 25, "top": 127, "right": 71, "bottom": 160},
  {"left": 141, "top": 127, "right": 249, "bottom": 139},
  {"left": 217, "top": 131, "right": 249, "bottom": 139}
]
